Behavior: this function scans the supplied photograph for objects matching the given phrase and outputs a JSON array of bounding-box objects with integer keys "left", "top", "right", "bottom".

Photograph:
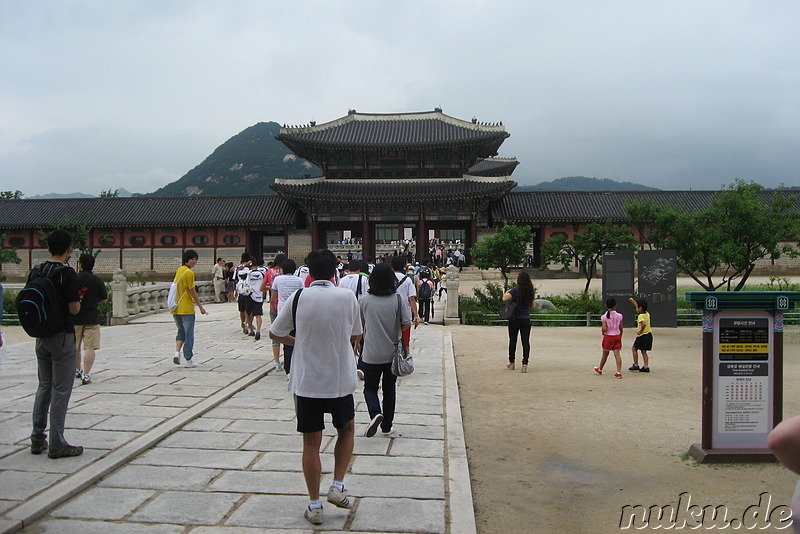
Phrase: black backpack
[
  {"left": 419, "top": 279, "right": 432, "bottom": 300},
  {"left": 16, "top": 263, "right": 68, "bottom": 338}
]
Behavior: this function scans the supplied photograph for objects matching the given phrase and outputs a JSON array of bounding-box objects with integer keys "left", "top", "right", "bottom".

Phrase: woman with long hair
[
  {"left": 502, "top": 271, "right": 536, "bottom": 373},
  {"left": 359, "top": 263, "right": 412, "bottom": 437}
]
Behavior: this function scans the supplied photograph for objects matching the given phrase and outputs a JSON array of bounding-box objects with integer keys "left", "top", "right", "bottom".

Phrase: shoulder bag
[
  {"left": 391, "top": 294, "right": 414, "bottom": 377},
  {"left": 499, "top": 292, "right": 517, "bottom": 320}
]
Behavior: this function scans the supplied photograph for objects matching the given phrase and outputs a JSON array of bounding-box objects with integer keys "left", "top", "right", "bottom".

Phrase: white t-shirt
[
  {"left": 271, "top": 273, "right": 304, "bottom": 315},
  {"left": 338, "top": 273, "right": 369, "bottom": 299},
  {"left": 394, "top": 272, "right": 416, "bottom": 309},
  {"left": 269, "top": 281, "right": 363, "bottom": 399},
  {"left": 248, "top": 266, "right": 267, "bottom": 302}
]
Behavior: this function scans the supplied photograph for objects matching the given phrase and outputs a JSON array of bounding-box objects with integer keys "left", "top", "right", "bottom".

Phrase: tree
[
  {"left": 0, "top": 190, "right": 23, "bottom": 200},
  {"left": 99, "top": 189, "right": 118, "bottom": 198},
  {"left": 470, "top": 224, "right": 532, "bottom": 287},
  {"left": 0, "top": 234, "right": 22, "bottom": 280},
  {"left": 627, "top": 180, "right": 800, "bottom": 291},
  {"left": 540, "top": 221, "right": 636, "bottom": 295},
  {"left": 41, "top": 218, "right": 101, "bottom": 257}
]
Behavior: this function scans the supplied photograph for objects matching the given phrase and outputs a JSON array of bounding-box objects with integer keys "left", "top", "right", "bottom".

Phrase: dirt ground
[{"left": 451, "top": 276, "right": 800, "bottom": 533}]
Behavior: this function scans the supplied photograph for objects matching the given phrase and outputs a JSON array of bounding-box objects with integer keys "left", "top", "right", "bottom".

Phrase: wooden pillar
[
  {"left": 417, "top": 217, "right": 426, "bottom": 264},
  {"left": 362, "top": 218, "right": 372, "bottom": 262},
  {"left": 311, "top": 219, "right": 319, "bottom": 251}
]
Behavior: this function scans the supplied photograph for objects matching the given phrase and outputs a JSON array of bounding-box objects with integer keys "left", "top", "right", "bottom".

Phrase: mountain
[
  {"left": 148, "top": 122, "right": 320, "bottom": 196},
  {"left": 515, "top": 176, "right": 660, "bottom": 191},
  {"left": 28, "top": 192, "right": 96, "bottom": 199}
]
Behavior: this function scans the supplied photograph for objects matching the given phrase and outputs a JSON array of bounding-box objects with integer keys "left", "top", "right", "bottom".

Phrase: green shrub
[{"left": 2, "top": 289, "right": 17, "bottom": 319}]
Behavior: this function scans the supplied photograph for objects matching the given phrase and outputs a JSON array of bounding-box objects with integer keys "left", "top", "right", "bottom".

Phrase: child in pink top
[{"left": 594, "top": 297, "right": 624, "bottom": 378}]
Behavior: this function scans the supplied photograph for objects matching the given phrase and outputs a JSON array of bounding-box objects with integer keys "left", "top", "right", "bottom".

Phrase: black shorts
[
  {"left": 633, "top": 333, "right": 653, "bottom": 351},
  {"left": 295, "top": 394, "right": 355, "bottom": 433},
  {"left": 246, "top": 297, "right": 263, "bottom": 316},
  {"left": 238, "top": 295, "right": 249, "bottom": 312}
]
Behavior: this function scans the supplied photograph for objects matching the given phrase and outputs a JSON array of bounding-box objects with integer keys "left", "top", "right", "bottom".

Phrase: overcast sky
[{"left": 1, "top": 1, "right": 798, "bottom": 196}]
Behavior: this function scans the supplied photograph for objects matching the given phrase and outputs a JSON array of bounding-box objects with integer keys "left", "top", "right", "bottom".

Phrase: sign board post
[
  {"left": 686, "top": 291, "right": 800, "bottom": 463},
  {"left": 637, "top": 250, "right": 677, "bottom": 327},
  {"left": 602, "top": 250, "right": 635, "bottom": 327}
]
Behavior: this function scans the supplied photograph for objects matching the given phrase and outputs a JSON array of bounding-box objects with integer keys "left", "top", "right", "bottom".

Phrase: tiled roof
[
  {"left": 493, "top": 190, "right": 800, "bottom": 223},
  {"left": 467, "top": 158, "right": 520, "bottom": 177},
  {"left": 0, "top": 195, "right": 297, "bottom": 229},
  {"left": 277, "top": 109, "right": 509, "bottom": 149},
  {"left": 271, "top": 177, "right": 517, "bottom": 202}
]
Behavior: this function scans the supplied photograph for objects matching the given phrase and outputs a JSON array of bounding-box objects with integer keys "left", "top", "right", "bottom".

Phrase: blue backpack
[{"left": 15, "top": 264, "right": 68, "bottom": 338}]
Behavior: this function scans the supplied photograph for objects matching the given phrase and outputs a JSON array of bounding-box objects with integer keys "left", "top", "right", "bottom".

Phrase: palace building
[{"left": 2, "top": 108, "right": 798, "bottom": 279}]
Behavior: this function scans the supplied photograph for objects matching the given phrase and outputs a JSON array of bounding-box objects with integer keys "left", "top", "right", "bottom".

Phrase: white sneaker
[
  {"left": 357, "top": 369, "right": 365, "bottom": 380},
  {"left": 185, "top": 359, "right": 197, "bottom": 368},
  {"left": 326, "top": 486, "right": 352, "bottom": 509},
  {"left": 275, "top": 361, "right": 283, "bottom": 372},
  {"left": 382, "top": 426, "right": 395, "bottom": 436},
  {"left": 304, "top": 505, "right": 323, "bottom": 525},
  {"left": 173, "top": 352, "right": 181, "bottom": 365}
]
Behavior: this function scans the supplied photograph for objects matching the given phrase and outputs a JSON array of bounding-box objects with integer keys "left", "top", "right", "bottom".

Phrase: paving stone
[
  {"left": 130, "top": 490, "right": 242, "bottom": 525},
  {"left": 91, "top": 415, "right": 166, "bottom": 432},
  {"left": 132, "top": 448, "right": 259, "bottom": 470},
  {"left": 0, "top": 444, "right": 23, "bottom": 459},
  {"left": 138, "top": 384, "right": 221, "bottom": 398},
  {"left": 0, "top": 414, "right": 33, "bottom": 445},
  {"left": 397, "top": 413, "right": 445, "bottom": 427},
  {"left": 191, "top": 527, "right": 308, "bottom": 534},
  {"left": 86, "top": 377, "right": 173, "bottom": 394},
  {"left": 209, "top": 470, "right": 308, "bottom": 495},
  {"left": 160, "top": 430, "right": 251, "bottom": 450},
  {"left": 182, "top": 417, "right": 232, "bottom": 432},
  {"left": 387, "top": 423, "right": 444, "bottom": 441},
  {"left": 251, "top": 451, "right": 334, "bottom": 473},
  {"left": 353, "top": 436, "right": 391, "bottom": 456},
  {"left": 64, "top": 413, "right": 112, "bottom": 429},
  {"left": 71, "top": 393, "right": 158, "bottom": 407},
  {"left": 225, "top": 419, "right": 296, "bottom": 434},
  {"left": 343, "top": 474, "right": 445, "bottom": 500},
  {"left": 206, "top": 406, "right": 294, "bottom": 421},
  {"left": 0, "top": 498, "right": 18, "bottom": 515},
  {"left": 64, "top": 429, "right": 138, "bottom": 450},
  {"left": 27, "top": 519, "right": 185, "bottom": 533},
  {"left": 350, "top": 497, "right": 445, "bottom": 533},
  {"left": 0, "top": 470, "right": 65, "bottom": 500},
  {"left": 52, "top": 487, "right": 155, "bottom": 520},
  {"left": 226, "top": 494, "right": 350, "bottom": 530},
  {"left": 241, "top": 433, "right": 303, "bottom": 452},
  {"left": 143, "top": 395, "right": 197, "bottom": 408},
  {"left": 0, "top": 447, "right": 103, "bottom": 473},
  {"left": 389, "top": 438, "right": 445, "bottom": 458},
  {"left": 98, "top": 465, "right": 221, "bottom": 491},
  {"left": 68, "top": 403, "right": 184, "bottom": 418},
  {"left": 351, "top": 456, "right": 444, "bottom": 477}
]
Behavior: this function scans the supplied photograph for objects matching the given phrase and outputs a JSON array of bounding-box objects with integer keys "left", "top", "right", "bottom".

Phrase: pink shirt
[{"left": 601, "top": 310, "right": 623, "bottom": 336}]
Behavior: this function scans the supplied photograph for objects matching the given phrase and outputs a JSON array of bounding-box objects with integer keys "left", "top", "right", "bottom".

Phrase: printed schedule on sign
[
  {"left": 718, "top": 364, "right": 769, "bottom": 434},
  {"left": 718, "top": 318, "right": 769, "bottom": 360}
]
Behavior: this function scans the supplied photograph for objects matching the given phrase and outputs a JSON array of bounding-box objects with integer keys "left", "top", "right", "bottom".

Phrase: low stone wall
[{"left": 110, "top": 270, "right": 216, "bottom": 325}]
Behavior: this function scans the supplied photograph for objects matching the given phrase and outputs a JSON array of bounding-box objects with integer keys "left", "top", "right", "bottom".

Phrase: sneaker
[
  {"left": 327, "top": 486, "right": 352, "bottom": 509},
  {"left": 30, "top": 439, "right": 48, "bottom": 455},
  {"left": 629, "top": 364, "right": 640, "bottom": 371},
  {"left": 357, "top": 368, "right": 365, "bottom": 380},
  {"left": 75, "top": 368, "right": 83, "bottom": 379},
  {"left": 48, "top": 444, "right": 83, "bottom": 459},
  {"left": 640, "top": 366, "right": 650, "bottom": 373},
  {"left": 424, "top": 321, "right": 429, "bottom": 325},
  {"left": 275, "top": 361, "right": 283, "bottom": 372},
  {"left": 254, "top": 331, "right": 261, "bottom": 341},
  {"left": 364, "top": 414, "right": 384, "bottom": 438},
  {"left": 382, "top": 426, "right": 395, "bottom": 436},
  {"left": 304, "top": 505, "right": 323, "bottom": 525},
  {"left": 242, "top": 323, "right": 248, "bottom": 335},
  {"left": 185, "top": 359, "right": 197, "bottom": 368},
  {"left": 248, "top": 331, "right": 256, "bottom": 337},
  {"left": 173, "top": 352, "right": 181, "bottom": 365},
  {"left": 614, "top": 372, "right": 622, "bottom": 379},
  {"left": 593, "top": 367, "right": 602, "bottom": 375},
  {"left": 81, "top": 374, "right": 92, "bottom": 385}
]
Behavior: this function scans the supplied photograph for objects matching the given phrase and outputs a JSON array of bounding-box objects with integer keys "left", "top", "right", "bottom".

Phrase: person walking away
[
  {"left": 359, "top": 263, "right": 411, "bottom": 437},
  {"left": 29, "top": 230, "right": 83, "bottom": 458},
  {"left": 269, "top": 249, "right": 363, "bottom": 525},
  {"left": 270, "top": 258, "right": 304, "bottom": 372},
  {"left": 73, "top": 253, "right": 108, "bottom": 385},
  {"left": 264, "top": 254, "right": 286, "bottom": 362},
  {"left": 171, "top": 249, "right": 207, "bottom": 368},
  {"left": 416, "top": 270, "right": 434, "bottom": 324},
  {"left": 628, "top": 297, "right": 652, "bottom": 373},
  {"left": 594, "top": 297, "right": 624, "bottom": 378},
  {"left": 391, "top": 256, "right": 419, "bottom": 349},
  {"left": 247, "top": 258, "right": 267, "bottom": 340},
  {"left": 234, "top": 254, "right": 252, "bottom": 333},
  {"left": 211, "top": 258, "right": 225, "bottom": 302},
  {"left": 502, "top": 271, "right": 536, "bottom": 373}
]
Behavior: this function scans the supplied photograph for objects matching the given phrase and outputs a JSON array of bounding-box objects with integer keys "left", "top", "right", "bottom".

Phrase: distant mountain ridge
[
  {"left": 516, "top": 176, "right": 660, "bottom": 192},
  {"left": 147, "top": 122, "right": 320, "bottom": 197}
]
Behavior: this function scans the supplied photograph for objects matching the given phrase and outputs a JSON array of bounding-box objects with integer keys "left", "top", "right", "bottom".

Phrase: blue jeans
[
  {"left": 32, "top": 333, "right": 77, "bottom": 448},
  {"left": 174, "top": 314, "right": 196, "bottom": 361},
  {"left": 362, "top": 361, "right": 397, "bottom": 432}
]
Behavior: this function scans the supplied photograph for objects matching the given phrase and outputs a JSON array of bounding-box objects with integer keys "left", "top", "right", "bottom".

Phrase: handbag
[
  {"left": 390, "top": 294, "right": 414, "bottom": 376},
  {"left": 499, "top": 295, "right": 517, "bottom": 320}
]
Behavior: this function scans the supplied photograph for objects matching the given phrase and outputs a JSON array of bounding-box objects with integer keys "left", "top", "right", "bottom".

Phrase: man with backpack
[
  {"left": 22, "top": 229, "right": 83, "bottom": 458},
  {"left": 416, "top": 268, "right": 435, "bottom": 325}
]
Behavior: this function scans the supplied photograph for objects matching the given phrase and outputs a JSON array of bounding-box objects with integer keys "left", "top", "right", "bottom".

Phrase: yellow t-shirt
[
  {"left": 171, "top": 266, "right": 196, "bottom": 315},
  {"left": 636, "top": 312, "right": 651, "bottom": 336}
]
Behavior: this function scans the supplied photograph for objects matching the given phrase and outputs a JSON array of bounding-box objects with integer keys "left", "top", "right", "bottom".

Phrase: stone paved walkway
[{"left": 0, "top": 301, "right": 473, "bottom": 533}]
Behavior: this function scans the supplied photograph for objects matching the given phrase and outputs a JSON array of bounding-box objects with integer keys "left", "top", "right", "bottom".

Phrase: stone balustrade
[{"left": 110, "top": 269, "right": 216, "bottom": 325}]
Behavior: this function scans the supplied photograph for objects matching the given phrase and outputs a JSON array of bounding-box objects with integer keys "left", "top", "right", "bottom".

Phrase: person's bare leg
[
  {"left": 302, "top": 431, "right": 323, "bottom": 500},
  {"left": 598, "top": 350, "right": 609, "bottom": 370},
  {"left": 333, "top": 419, "right": 355, "bottom": 482},
  {"left": 631, "top": 347, "right": 639, "bottom": 366},
  {"left": 642, "top": 350, "right": 650, "bottom": 367},
  {"left": 83, "top": 348, "right": 96, "bottom": 375},
  {"left": 613, "top": 350, "right": 622, "bottom": 374}
]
